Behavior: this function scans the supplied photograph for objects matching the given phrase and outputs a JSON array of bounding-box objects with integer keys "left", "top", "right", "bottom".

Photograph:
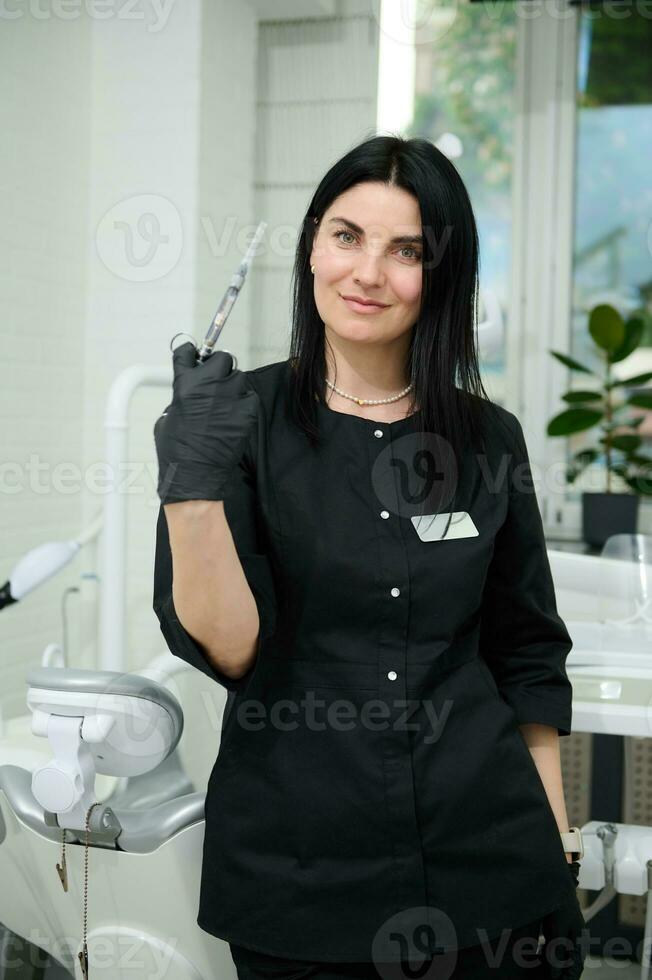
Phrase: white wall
[
  {"left": 80, "top": 0, "right": 261, "bottom": 685},
  {"left": 0, "top": 10, "right": 92, "bottom": 718},
  {"left": 0, "top": 0, "right": 260, "bottom": 719},
  {"left": 252, "top": 0, "right": 381, "bottom": 365},
  {"left": 0, "top": 0, "right": 381, "bottom": 721}
]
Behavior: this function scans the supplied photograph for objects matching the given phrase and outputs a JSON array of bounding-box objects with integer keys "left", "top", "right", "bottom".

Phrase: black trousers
[{"left": 229, "top": 918, "right": 548, "bottom": 980}]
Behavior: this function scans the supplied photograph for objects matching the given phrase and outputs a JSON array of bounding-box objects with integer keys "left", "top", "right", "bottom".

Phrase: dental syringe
[{"left": 195, "top": 220, "right": 267, "bottom": 363}]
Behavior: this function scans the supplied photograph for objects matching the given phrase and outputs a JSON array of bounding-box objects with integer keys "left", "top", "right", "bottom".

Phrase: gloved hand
[
  {"left": 540, "top": 861, "right": 586, "bottom": 979},
  {"left": 153, "top": 342, "right": 260, "bottom": 505}
]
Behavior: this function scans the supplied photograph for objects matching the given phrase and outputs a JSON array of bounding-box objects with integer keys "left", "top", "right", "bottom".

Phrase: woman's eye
[
  {"left": 333, "top": 230, "right": 421, "bottom": 262},
  {"left": 400, "top": 246, "right": 422, "bottom": 261}
]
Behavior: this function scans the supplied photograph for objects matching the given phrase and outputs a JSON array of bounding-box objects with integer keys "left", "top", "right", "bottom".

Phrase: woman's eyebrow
[{"left": 327, "top": 216, "right": 423, "bottom": 246}]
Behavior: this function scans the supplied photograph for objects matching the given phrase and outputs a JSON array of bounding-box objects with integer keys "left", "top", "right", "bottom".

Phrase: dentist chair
[{"left": 0, "top": 666, "right": 237, "bottom": 980}]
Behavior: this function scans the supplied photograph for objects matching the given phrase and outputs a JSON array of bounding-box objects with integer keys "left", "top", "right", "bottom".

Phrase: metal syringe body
[{"left": 196, "top": 220, "right": 267, "bottom": 363}]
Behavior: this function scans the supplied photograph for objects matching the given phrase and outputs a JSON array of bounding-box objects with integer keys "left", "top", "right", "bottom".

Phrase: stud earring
[{"left": 310, "top": 265, "right": 315, "bottom": 274}]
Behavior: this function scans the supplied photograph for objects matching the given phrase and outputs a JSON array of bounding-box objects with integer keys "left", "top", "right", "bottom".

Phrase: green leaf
[
  {"left": 609, "top": 434, "right": 642, "bottom": 452},
  {"left": 629, "top": 454, "right": 652, "bottom": 468},
  {"left": 547, "top": 408, "right": 603, "bottom": 436},
  {"left": 610, "top": 317, "right": 644, "bottom": 363},
  {"left": 549, "top": 350, "right": 594, "bottom": 374},
  {"left": 561, "top": 390, "right": 603, "bottom": 403},
  {"left": 611, "top": 371, "right": 652, "bottom": 387},
  {"left": 566, "top": 448, "right": 601, "bottom": 481},
  {"left": 626, "top": 393, "right": 652, "bottom": 410},
  {"left": 589, "top": 304, "right": 624, "bottom": 352},
  {"left": 573, "top": 448, "right": 600, "bottom": 464},
  {"left": 623, "top": 474, "right": 652, "bottom": 495},
  {"left": 609, "top": 411, "right": 647, "bottom": 427}
]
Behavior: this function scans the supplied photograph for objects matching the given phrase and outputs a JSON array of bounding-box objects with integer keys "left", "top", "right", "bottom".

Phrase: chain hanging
[
  {"left": 56, "top": 828, "right": 68, "bottom": 892},
  {"left": 77, "top": 801, "right": 101, "bottom": 980},
  {"left": 55, "top": 802, "right": 101, "bottom": 979}
]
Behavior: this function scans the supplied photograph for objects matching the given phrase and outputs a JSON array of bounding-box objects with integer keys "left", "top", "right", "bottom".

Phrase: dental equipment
[
  {"left": 549, "top": 535, "right": 652, "bottom": 733},
  {"left": 0, "top": 510, "right": 103, "bottom": 611},
  {"left": 27, "top": 667, "right": 183, "bottom": 833},
  {"left": 0, "top": 666, "right": 236, "bottom": 979},
  {"left": 549, "top": 534, "right": 652, "bottom": 669},
  {"left": 576, "top": 821, "right": 652, "bottom": 980}
]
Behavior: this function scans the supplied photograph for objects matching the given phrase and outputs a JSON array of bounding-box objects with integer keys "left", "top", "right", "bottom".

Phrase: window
[
  {"left": 378, "top": 0, "right": 652, "bottom": 533},
  {"left": 379, "top": 0, "right": 518, "bottom": 404},
  {"left": 567, "top": 4, "right": 652, "bottom": 499}
]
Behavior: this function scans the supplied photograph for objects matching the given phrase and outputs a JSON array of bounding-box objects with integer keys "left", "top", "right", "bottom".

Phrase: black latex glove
[
  {"left": 540, "top": 861, "right": 586, "bottom": 979},
  {"left": 153, "top": 342, "right": 260, "bottom": 505}
]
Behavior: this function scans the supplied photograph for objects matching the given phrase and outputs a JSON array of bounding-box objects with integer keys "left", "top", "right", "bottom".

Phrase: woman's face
[{"left": 309, "top": 182, "right": 423, "bottom": 348}]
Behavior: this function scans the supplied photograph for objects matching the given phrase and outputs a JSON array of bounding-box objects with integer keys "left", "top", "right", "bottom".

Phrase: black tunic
[{"left": 152, "top": 357, "right": 576, "bottom": 963}]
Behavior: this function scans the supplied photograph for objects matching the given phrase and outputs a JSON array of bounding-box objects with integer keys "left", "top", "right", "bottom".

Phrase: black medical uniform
[{"left": 152, "top": 358, "right": 577, "bottom": 967}]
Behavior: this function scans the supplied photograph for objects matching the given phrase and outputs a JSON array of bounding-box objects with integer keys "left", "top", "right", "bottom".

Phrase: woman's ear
[{"left": 309, "top": 215, "right": 320, "bottom": 269}]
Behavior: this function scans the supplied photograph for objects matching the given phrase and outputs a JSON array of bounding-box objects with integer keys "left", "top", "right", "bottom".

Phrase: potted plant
[{"left": 547, "top": 303, "right": 652, "bottom": 548}]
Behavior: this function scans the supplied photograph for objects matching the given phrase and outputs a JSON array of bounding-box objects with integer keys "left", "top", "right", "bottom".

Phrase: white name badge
[{"left": 411, "top": 511, "right": 479, "bottom": 542}]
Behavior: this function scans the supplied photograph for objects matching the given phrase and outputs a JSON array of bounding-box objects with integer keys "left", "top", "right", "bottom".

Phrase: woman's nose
[{"left": 352, "top": 250, "right": 386, "bottom": 286}]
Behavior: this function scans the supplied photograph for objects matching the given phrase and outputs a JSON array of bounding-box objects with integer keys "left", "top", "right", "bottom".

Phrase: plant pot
[{"left": 581, "top": 491, "right": 639, "bottom": 548}]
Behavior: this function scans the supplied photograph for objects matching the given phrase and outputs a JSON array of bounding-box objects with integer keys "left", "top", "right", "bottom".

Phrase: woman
[{"left": 153, "top": 135, "right": 586, "bottom": 979}]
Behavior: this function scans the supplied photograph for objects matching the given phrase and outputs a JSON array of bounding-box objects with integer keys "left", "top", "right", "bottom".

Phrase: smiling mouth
[{"left": 340, "top": 295, "right": 389, "bottom": 312}]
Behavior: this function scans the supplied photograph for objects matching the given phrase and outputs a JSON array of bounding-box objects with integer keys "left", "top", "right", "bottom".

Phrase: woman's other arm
[
  {"left": 478, "top": 410, "right": 575, "bottom": 862},
  {"left": 519, "top": 722, "right": 574, "bottom": 864}
]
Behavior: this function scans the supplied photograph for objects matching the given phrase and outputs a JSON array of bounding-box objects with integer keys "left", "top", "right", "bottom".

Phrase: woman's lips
[{"left": 340, "top": 295, "right": 389, "bottom": 314}]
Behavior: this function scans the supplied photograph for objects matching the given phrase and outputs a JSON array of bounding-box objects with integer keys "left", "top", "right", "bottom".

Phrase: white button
[
  {"left": 380, "top": 510, "right": 390, "bottom": 519},
  {"left": 390, "top": 587, "right": 400, "bottom": 597},
  {"left": 373, "top": 429, "right": 384, "bottom": 439},
  {"left": 387, "top": 670, "right": 397, "bottom": 681}
]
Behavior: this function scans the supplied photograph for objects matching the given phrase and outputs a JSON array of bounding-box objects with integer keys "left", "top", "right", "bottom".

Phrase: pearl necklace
[{"left": 325, "top": 377, "right": 413, "bottom": 406}]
